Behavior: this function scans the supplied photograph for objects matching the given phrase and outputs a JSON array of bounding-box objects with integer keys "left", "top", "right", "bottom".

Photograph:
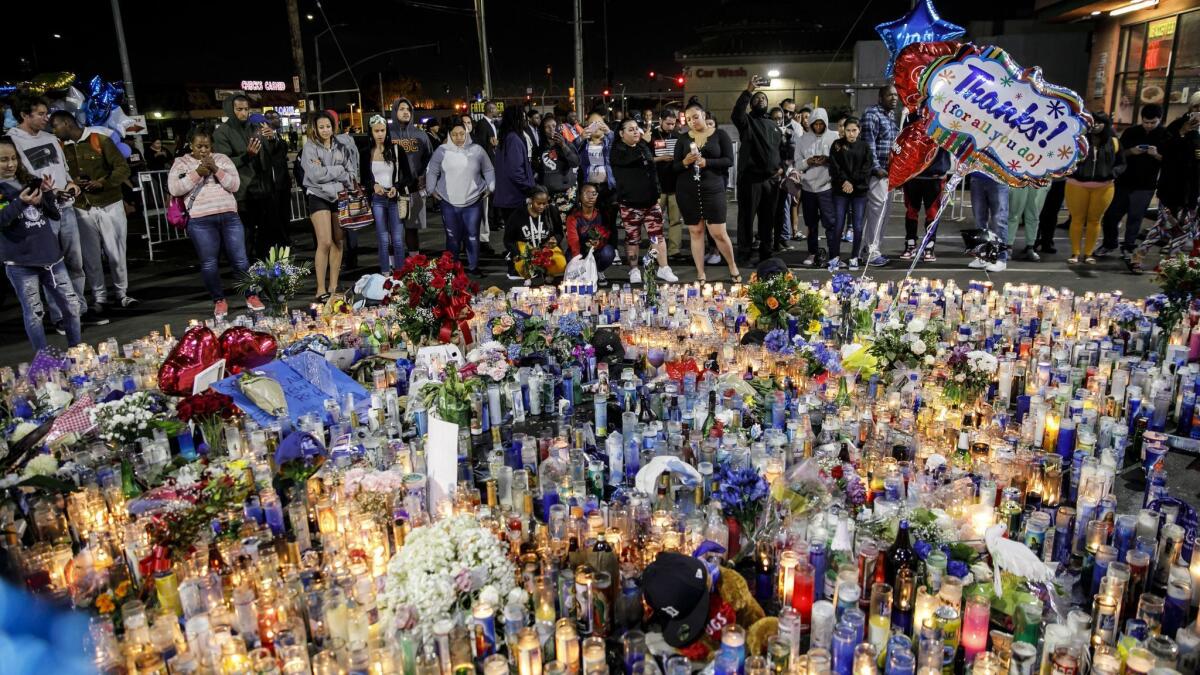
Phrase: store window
[{"left": 1112, "top": 9, "right": 1200, "bottom": 127}]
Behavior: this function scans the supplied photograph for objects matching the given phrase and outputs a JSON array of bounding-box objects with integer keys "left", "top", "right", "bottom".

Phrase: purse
[
  {"left": 337, "top": 185, "right": 375, "bottom": 230},
  {"left": 167, "top": 181, "right": 204, "bottom": 230}
]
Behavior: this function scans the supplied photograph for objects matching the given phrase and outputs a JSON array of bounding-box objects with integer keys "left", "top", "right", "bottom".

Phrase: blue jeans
[
  {"left": 45, "top": 206, "right": 85, "bottom": 322},
  {"left": 7, "top": 261, "right": 82, "bottom": 351},
  {"left": 833, "top": 194, "right": 866, "bottom": 261},
  {"left": 371, "top": 194, "right": 406, "bottom": 273},
  {"left": 970, "top": 178, "right": 1010, "bottom": 260},
  {"left": 442, "top": 201, "right": 483, "bottom": 270},
  {"left": 187, "top": 212, "right": 250, "bottom": 301},
  {"left": 801, "top": 189, "right": 837, "bottom": 258}
]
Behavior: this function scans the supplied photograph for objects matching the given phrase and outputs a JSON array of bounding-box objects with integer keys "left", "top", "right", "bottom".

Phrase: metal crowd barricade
[
  {"left": 290, "top": 186, "right": 308, "bottom": 222},
  {"left": 136, "top": 170, "right": 189, "bottom": 261}
]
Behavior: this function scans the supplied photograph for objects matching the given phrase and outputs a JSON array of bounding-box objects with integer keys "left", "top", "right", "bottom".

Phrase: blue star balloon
[{"left": 876, "top": 0, "right": 966, "bottom": 77}]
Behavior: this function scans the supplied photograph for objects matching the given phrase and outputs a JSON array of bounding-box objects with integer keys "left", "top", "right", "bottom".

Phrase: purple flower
[
  {"left": 454, "top": 568, "right": 473, "bottom": 593},
  {"left": 764, "top": 329, "right": 794, "bottom": 355}
]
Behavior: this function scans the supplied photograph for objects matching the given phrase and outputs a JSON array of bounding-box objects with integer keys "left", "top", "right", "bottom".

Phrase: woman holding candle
[{"left": 674, "top": 99, "right": 739, "bottom": 284}]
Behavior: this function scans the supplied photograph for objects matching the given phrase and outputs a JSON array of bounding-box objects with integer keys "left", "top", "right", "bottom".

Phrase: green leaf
[{"left": 16, "top": 475, "right": 76, "bottom": 493}]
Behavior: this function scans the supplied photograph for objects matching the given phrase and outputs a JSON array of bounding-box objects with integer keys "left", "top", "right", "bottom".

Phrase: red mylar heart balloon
[
  {"left": 218, "top": 326, "right": 278, "bottom": 374},
  {"left": 157, "top": 326, "right": 219, "bottom": 395},
  {"left": 894, "top": 40, "right": 963, "bottom": 112},
  {"left": 889, "top": 118, "right": 940, "bottom": 190}
]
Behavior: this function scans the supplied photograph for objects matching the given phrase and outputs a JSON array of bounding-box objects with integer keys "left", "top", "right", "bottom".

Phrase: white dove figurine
[
  {"left": 634, "top": 455, "right": 702, "bottom": 497},
  {"left": 984, "top": 523, "right": 1054, "bottom": 597}
]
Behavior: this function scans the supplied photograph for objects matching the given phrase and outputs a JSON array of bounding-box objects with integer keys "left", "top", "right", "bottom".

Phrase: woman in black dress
[{"left": 674, "top": 99, "right": 740, "bottom": 283}]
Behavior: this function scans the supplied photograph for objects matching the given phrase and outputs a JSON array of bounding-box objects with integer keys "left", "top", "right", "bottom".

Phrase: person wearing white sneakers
[
  {"left": 611, "top": 119, "right": 678, "bottom": 284},
  {"left": 968, "top": 172, "right": 1010, "bottom": 272}
]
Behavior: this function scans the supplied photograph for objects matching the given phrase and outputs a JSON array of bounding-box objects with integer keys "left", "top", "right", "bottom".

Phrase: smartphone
[
  {"left": 756, "top": 75, "right": 772, "bottom": 87},
  {"left": 23, "top": 175, "right": 43, "bottom": 193},
  {"left": 1137, "top": 144, "right": 1150, "bottom": 150}
]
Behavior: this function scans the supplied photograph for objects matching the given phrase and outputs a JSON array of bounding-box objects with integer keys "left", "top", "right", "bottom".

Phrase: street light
[
  {"left": 306, "top": 13, "right": 314, "bottom": 20},
  {"left": 313, "top": 22, "right": 349, "bottom": 109},
  {"left": 767, "top": 69, "right": 780, "bottom": 78}
]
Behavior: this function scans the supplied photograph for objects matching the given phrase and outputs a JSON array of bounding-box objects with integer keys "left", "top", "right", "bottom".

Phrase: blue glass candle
[
  {"left": 1163, "top": 581, "right": 1190, "bottom": 636},
  {"left": 810, "top": 542, "right": 827, "bottom": 601},
  {"left": 243, "top": 496, "right": 264, "bottom": 525},
  {"left": 1114, "top": 515, "right": 1137, "bottom": 561},
  {"left": 1016, "top": 394, "right": 1031, "bottom": 425},
  {"left": 886, "top": 647, "right": 915, "bottom": 675},
  {"left": 843, "top": 607, "right": 866, "bottom": 644},
  {"left": 1055, "top": 418, "right": 1077, "bottom": 461},
  {"left": 713, "top": 651, "right": 740, "bottom": 675},
  {"left": 1091, "top": 545, "right": 1116, "bottom": 593},
  {"left": 831, "top": 623, "right": 856, "bottom": 675},
  {"left": 593, "top": 393, "right": 608, "bottom": 438}
]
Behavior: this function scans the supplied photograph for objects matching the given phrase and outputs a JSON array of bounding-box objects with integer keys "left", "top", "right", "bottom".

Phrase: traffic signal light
[
  {"left": 676, "top": 76, "right": 685, "bottom": 86},
  {"left": 649, "top": 71, "right": 655, "bottom": 78},
  {"left": 602, "top": 89, "right": 611, "bottom": 97}
]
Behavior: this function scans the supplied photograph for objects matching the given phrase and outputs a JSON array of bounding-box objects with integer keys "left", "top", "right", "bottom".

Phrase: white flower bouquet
[
  {"left": 380, "top": 514, "right": 516, "bottom": 638},
  {"left": 89, "top": 392, "right": 161, "bottom": 446}
]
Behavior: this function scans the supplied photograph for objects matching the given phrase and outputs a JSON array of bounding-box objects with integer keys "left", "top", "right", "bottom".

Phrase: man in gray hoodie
[{"left": 389, "top": 98, "right": 432, "bottom": 253}]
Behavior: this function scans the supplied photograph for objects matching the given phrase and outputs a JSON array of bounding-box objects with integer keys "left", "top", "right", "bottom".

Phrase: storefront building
[{"left": 1038, "top": 0, "right": 1199, "bottom": 126}]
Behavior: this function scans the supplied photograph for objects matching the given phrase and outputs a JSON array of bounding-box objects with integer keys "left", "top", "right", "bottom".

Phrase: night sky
[{"left": 5, "top": 0, "right": 1036, "bottom": 106}]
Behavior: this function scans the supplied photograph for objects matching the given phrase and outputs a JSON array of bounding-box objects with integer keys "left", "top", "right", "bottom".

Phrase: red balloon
[
  {"left": 889, "top": 118, "right": 940, "bottom": 190},
  {"left": 894, "top": 41, "right": 963, "bottom": 112},
  {"left": 218, "top": 327, "right": 278, "bottom": 374},
  {"left": 157, "top": 326, "right": 219, "bottom": 395}
]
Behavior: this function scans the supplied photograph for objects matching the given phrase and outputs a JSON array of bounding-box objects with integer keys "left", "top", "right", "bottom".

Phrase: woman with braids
[{"left": 674, "top": 98, "right": 740, "bottom": 283}]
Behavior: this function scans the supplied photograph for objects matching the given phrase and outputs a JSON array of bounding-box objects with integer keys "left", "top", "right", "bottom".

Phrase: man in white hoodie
[
  {"left": 6, "top": 94, "right": 96, "bottom": 330},
  {"left": 792, "top": 108, "right": 842, "bottom": 267}
]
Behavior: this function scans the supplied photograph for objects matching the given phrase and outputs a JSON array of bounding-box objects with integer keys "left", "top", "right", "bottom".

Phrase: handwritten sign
[{"left": 921, "top": 46, "right": 1091, "bottom": 186}]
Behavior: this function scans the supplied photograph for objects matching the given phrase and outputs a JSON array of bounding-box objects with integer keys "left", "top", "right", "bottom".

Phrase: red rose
[
  {"left": 831, "top": 465, "right": 844, "bottom": 479},
  {"left": 430, "top": 274, "right": 447, "bottom": 290}
]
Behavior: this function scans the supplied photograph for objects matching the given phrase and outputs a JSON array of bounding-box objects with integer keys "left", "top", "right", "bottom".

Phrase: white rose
[
  {"left": 479, "top": 585, "right": 500, "bottom": 607},
  {"left": 886, "top": 317, "right": 902, "bottom": 330},
  {"left": 924, "top": 355, "right": 935, "bottom": 365},
  {"left": 909, "top": 340, "right": 926, "bottom": 355},
  {"left": 906, "top": 318, "right": 926, "bottom": 334}
]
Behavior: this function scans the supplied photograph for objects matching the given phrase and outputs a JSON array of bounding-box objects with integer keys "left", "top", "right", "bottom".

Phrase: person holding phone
[
  {"left": 1097, "top": 103, "right": 1170, "bottom": 260},
  {"left": 212, "top": 95, "right": 262, "bottom": 256},
  {"left": 533, "top": 115, "right": 579, "bottom": 219},
  {"left": 675, "top": 99, "right": 739, "bottom": 283},
  {"left": 169, "top": 126, "right": 263, "bottom": 316},
  {"left": 731, "top": 76, "right": 784, "bottom": 263},
  {"left": 0, "top": 137, "right": 81, "bottom": 351}
]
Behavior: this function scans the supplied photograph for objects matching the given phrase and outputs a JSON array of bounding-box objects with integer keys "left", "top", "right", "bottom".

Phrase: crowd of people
[{"left": 2, "top": 80, "right": 1198, "bottom": 352}]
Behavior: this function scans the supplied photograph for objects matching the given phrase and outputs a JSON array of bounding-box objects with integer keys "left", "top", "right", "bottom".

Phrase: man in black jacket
[
  {"left": 731, "top": 76, "right": 784, "bottom": 262},
  {"left": 1097, "top": 103, "right": 1172, "bottom": 258},
  {"left": 472, "top": 100, "right": 500, "bottom": 251},
  {"left": 248, "top": 111, "right": 292, "bottom": 254}
]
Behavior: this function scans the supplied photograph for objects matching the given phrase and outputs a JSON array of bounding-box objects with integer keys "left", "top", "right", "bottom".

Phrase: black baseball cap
[
  {"left": 591, "top": 326, "right": 626, "bottom": 373},
  {"left": 755, "top": 257, "right": 788, "bottom": 281},
  {"left": 641, "top": 552, "right": 711, "bottom": 648}
]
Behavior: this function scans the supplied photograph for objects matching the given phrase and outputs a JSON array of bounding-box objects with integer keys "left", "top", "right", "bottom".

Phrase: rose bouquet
[
  {"left": 517, "top": 245, "right": 557, "bottom": 282},
  {"left": 944, "top": 346, "right": 998, "bottom": 406},
  {"left": 175, "top": 390, "right": 238, "bottom": 454},
  {"left": 343, "top": 466, "right": 407, "bottom": 527},
  {"left": 236, "top": 246, "right": 311, "bottom": 314},
  {"left": 464, "top": 342, "right": 512, "bottom": 384},
  {"left": 380, "top": 514, "right": 517, "bottom": 638},
  {"left": 744, "top": 272, "right": 823, "bottom": 332},
  {"left": 386, "top": 253, "right": 478, "bottom": 345}
]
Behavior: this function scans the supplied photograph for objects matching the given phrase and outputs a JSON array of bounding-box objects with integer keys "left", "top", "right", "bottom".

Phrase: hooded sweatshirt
[
  {"left": 61, "top": 128, "right": 130, "bottom": 209},
  {"left": 300, "top": 138, "right": 356, "bottom": 202},
  {"left": 730, "top": 90, "right": 783, "bottom": 181},
  {"left": 829, "top": 135, "right": 873, "bottom": 198},
  {"left": 6, "top": 126, "right": 71, "bottom": 188},
  {"left": 794, "top": 108, "right": 840, "bottom": 193},
  {"left": 212, "top": 97, "right": 256, "bottom": 202},
  {"left": 493, "top": 131, "right": 537, "bottom": 209},
  {"left": 610, "top": 139, "right": 660, "bottom": 207},
  {"left": 425, "top": 139, "right": 495, "bottom": 207},
  {"left": 0, "top": 178, "right": 62, "bottom": 267},
  {"left": 535, "top": 137, "right": 580, "bottom": 194},
  {"left": 389, "top": 98, "right": 433, "bottom": 180}
]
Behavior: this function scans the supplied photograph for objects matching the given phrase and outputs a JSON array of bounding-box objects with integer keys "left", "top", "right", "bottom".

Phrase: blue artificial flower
[
  {"left": 831, "top": 274, "right": 854, "bottom": 299},
  {"left": 557, "top": 315, "right": 585, "bottom": 338},
  {"left": 914, "top": 540, "right": 933, "bottom": 560},
  {"left": 947, "top": 559, "right": 969, "bottom": 579},
  {"left": 507, "top": 344, "right": 523, "bottom": 361},
  {"left": 764, "top": 329, "right": 794, "bottom": 355}
]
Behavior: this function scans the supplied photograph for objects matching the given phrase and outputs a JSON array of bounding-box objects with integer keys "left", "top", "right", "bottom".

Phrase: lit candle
[
  {"left": 961, "top": 595, "right": 990, "bottom": 663},
  {"left": 853, "top": 643, "right": 877, "bottom": 675},
  {"left": 555, "top": 619, "right": 580, "bottom": 675},
  {"left": 581, "top": 637, "right": 605, "bottom": 674},
  {"left": 1042, "top": 412, "right": 1059, "bottom": 452},
  {"left": 1191, "top": 553, "right": 1200, "bottom": 608},
  {"left": 914, "top": 586, "right": 938, "bottom": 637},
  {"left": 777, "top": 550, "right": 798, "bottom": 607},
  {"left": 517, "top": 627, "right": 542, "bottom": 675},
  {"left": 868, "top": 583, "right": 893, "bottom": 657},
  {"left": 720, "top": 625, "right": 746, "bottom": 673},
  {"left": 792, "top": 561, "right": 815, "bottom": 625}
]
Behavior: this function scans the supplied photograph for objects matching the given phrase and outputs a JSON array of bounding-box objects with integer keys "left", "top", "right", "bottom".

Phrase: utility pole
[
  {"left": 285, "top": 0, "right": 307, "bottom": 95},
  {"left": 109, "top": 0, "right": 138, "bottom": 115},
  {"left": 573, "top": 0, "right": 584, "bottom": 120},
  {"left": 474, "top": 0, "right": 492, "bottom": 98}
]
